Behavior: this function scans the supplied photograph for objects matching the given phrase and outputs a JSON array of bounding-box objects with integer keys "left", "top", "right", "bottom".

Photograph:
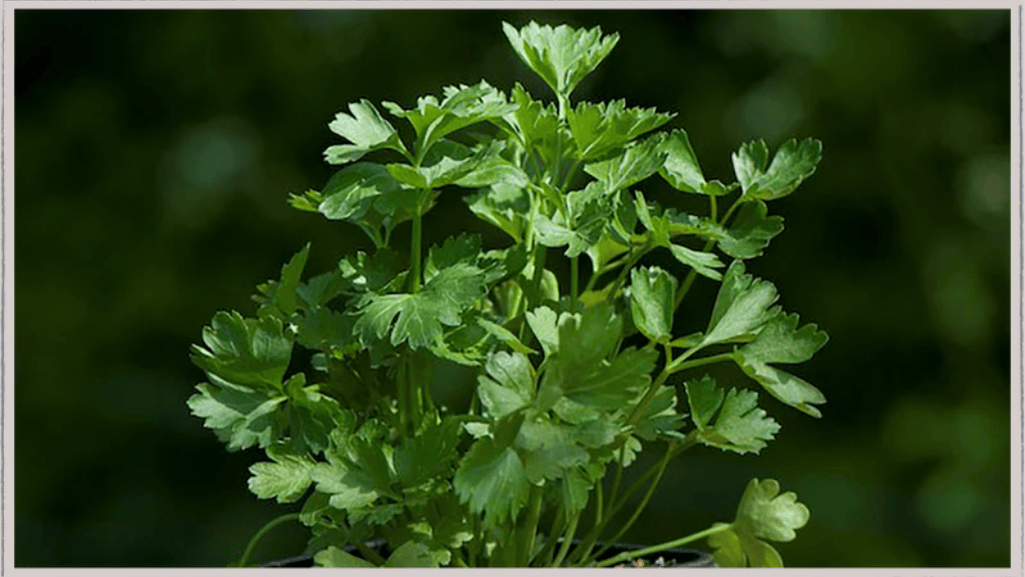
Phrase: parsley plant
[{"left": 188, "top": 21, "right": 827, "bottom": 568}]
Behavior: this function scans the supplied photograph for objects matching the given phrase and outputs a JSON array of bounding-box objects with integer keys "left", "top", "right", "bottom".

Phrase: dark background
[{"left": 14, "top": 9, "right": 1011, "bottom": 567}]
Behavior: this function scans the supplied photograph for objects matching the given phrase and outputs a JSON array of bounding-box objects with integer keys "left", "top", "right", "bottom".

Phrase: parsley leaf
[
  {"left": 248, "top": 443, "right": 317, "bottom": 503},
  {"left": 629, "top": 266, "right": 678, "bottom": 343},
  {"left": 717, "top": 200, "right": 784, "bottom": 259},
  {"left": 584, "top": 133, "right": 667, "bottom": 193},
  {"left": 568, "top": 100, "right": 674, "bottom": 161},
  {"left": 701, "top": 260, "right": 780, "bottom": 347},
  {"left": 708, "top": 478, "right": 810, "bottom": 567},
  {"left": 354, "top": 262, "right": 487, "bottom": 349},
  {"left": 324, "top": 100, "right": 407, "bottom": 165},
  {"left": 732, "top": 138, "right": 822, "bottom": 200},
  {"left": 186, "top": 383, "right": 285, "bottom": 452},
  {"left": 383, "top": 81, "right": 516, "bottom": 154},
  {"left": 453, "top": 436, "right": 531, "bottom": 527},
  {"left": 684, "top": 375, "right": 780, "bottom": 455},
  {"left": 538, "top": 305, "right": 658, "bottom": 410},
  {"left": 477, "top": 351, "right": 536, "bottom": 420},
  {"left": 659, "top": 129, "right": 729, "bottom": 196},
  {"left": 502, "top": 21, "right": 619, "bottom": 98},
  {"left": 733, "top": 312, "right": 828, "bottom": 418},
  {"left": 190, "top": 311, "right": 293, "bottom": 391}
]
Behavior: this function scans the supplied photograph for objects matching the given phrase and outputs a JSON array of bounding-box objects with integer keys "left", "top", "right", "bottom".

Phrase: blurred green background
[{"left": 14, "top": 9, "right": 1011, "bottom": 567}]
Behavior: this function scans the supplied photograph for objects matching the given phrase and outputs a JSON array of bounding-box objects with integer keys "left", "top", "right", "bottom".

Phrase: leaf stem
[
  {"left": 519, "top": 483, "right": 545, "bottom": 565},
  {"left": 552, "top": 509, "right": 581, "bottom": 567},
  {"left": 570, "top": 256, "right": 580, "bottom": 308},
  {"left": 234, "top": 512, "right": 300, "bottom": 567},
  {"left": 666, "top": 351, "right": 735, "bottom": 375},
  {"left": 588, "top": 443, "right": 675, "bottom": 563},
  {"left": 411, "top": 200, "right": 424, "bottom": 294},
  {"left": 593, "top": 523, "right": 732, "bottom": 568}
]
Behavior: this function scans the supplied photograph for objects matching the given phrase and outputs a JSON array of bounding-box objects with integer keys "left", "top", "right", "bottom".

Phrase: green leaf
[
  {"left": 354, "top": 262, "right": 487, "bottom": 349},
  {"left": 476, "top": 318, "right": 537, "bottom": 356},
  {"left": 317, "top": 163, "right": 406, "bottom": 222},
  {"left": 668, "top": 243, "right": 725, "bottom": 281},
  {"left": 477, "top": 351, "right": 536, "bottom": 420},
  {"left": 709, "top": 478, "right": 809, "bottom": 567},
  {"left": 534, "top": 201, "right": 607, "bottom": 259},
  {"left": 314, "top": 546, "right": 378, "bottom": 568},
  {"left": 247, "top": 444, "right": 316, "bottom": 503},
  {"left": 453, "top": 436, "right": 531, "bottom": 527},
  {"left": 702, "top": 261, "right": 780, "bottom": 347},
  {"left": 255, "top": 244, "right": 310, "bottom": 319},
  {"left": 187, "top": 384, "right": 285, "bottom": 452},
  {"left": 284, "top": 374, "right": 344, "bottom": 454},
  {"left": 659, "top": 129, "right": 717, "bottom": 194},
  {"left": 583, "top": 133, "right": 667, "bottom": 193},
  {"left": 424, "top": 233, "right": 480, "bottom": 282},
  {"left": 568, "top": 100, "right": 674, "bottom": 161},
  {"left": 629, "top": 266, "right": 677, "bottom": 343},
  {"left": 733, "top": 357, "right": 826, "bottom": 418},
  {"left": 517, "top": 419, "right": 589, "bottom": 482},
  {"left": 730, "top": 311, "right": 828, "bottom": 418},
  {"left": 465, "top": 180, "right": 530, "bottom": 242},
  {"left": 324, "top": 99, "right": 406, "bottom": 165},
  {"left": 384, "top": 541, "right": 439, "bottom": 568},
  {"left": 731, "top": 138, "right": 822, "bottom": 200},
  {"left": 386, "top": 139, "right": 481, "bottom": 189},
  {"left": 190, "top": 311, "right": 293, "bottom": 392},
  {"left": 311, "top": 435, "right": 393, "bottom": 511},
  {"left": 502, "top": 21, "right": 619, "bottom": 97},
  {"left": 543, "top": 345, "right": 658, "bottom": 410},
  {"left": 717, "top": 200, "right": 784, "bottom": 259},
  {"left": 394, "top": 416, "right": 462, "bottom": 488},
  {"left": 525, "top": 306, "right": 561, "bottom": 358},
  {"left": 631, "top": 384, "right": 685, "bottom": 441},
  {"left": 739, "top": 311, "right": 828, "bottom": 365},
  {"left": 685, "top": 376, "right": 780, "bottom": 455},
  {"left": 684, "top": 375, "right": 724, "bottom": 430},
  {"left": 383, "top": 81, "right": 516, "bottom": 153}
]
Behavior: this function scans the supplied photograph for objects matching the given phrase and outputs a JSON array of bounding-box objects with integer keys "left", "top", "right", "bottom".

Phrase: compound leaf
[
  {"left": 247, "top": 444, "right": 317, "bottom": 503},
  {"left": 502, "top": 21, "right": 619, "bottom": 97},
  {"left": 324, "top": 100, "right": 406, "bottom": 164}
]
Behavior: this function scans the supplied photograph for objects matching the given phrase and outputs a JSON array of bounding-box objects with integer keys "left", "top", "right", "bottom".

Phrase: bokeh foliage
[{"left": 14, "top": 9, "right": 1010, "bottom": 567}]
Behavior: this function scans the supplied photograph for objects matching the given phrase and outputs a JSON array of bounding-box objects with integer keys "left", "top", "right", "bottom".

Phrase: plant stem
[
  {"left": 593, "top": 524, "right": 732, "bottom": 568},
  {"left": 235, "top": 513, "right": 300, "bottom": 567},
  {"left": 666, "top": 351, "right": 735, "bottom": 375},
  {"left": 410, "top": 204, "right": 424, "bottom": 294},
  {"left": 536, "top": 502, "right": 567, "bottom": 567},
  {"left": 353, "top": 540, "right": 388, "bottom": 566},
  {"left": 519, "top": 483, "right": 545, "bottom": 565},
  {"left": 587, "top": 443, "right": 675, "bottom": 563},
  {"left": 570, "top": 256, "right": 579, "bottom": 308},
  {"left": 552, "top": 509, "right": 581, "bottom": 567}
]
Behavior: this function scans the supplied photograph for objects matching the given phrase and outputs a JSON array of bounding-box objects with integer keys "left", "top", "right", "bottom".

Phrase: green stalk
[
  {"left": 353, "top": 540, "right": 388, "bottom": 566},
  {"left": 518, "top": 484, "right": 546, "bottom": 565},
  {"left": 587, "top": 444, "right": 675, "bottom": 563},
  {"left": 536, "top": 502, "right": 568, "bottom": 567},
  {"left": 593, "top": 524, "right": 732, "bottom": 568},
  {"left": 570, "top": 256, "right": 580, "bottom": 308},
  {"left": 410, "top": 203, "right": 424, "bottom": 294},
  {"left": 234, "top": 513, "right": 300, "bottom": 567},
  {"left": 666, "top": 351, "right": 735, "bottom": 375},
  {"left": 551, "top": 509, "right": 581, "bottom": 567}
]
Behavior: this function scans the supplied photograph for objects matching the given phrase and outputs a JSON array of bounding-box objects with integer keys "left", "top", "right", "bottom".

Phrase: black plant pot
[{"left": 261, "top": 539, "right": 717, "bottom": 568}]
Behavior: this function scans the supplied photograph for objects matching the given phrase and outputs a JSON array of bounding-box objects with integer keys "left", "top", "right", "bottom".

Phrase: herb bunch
[{"left": 188, "top": 21, "right": 827, "bottom": 568}]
